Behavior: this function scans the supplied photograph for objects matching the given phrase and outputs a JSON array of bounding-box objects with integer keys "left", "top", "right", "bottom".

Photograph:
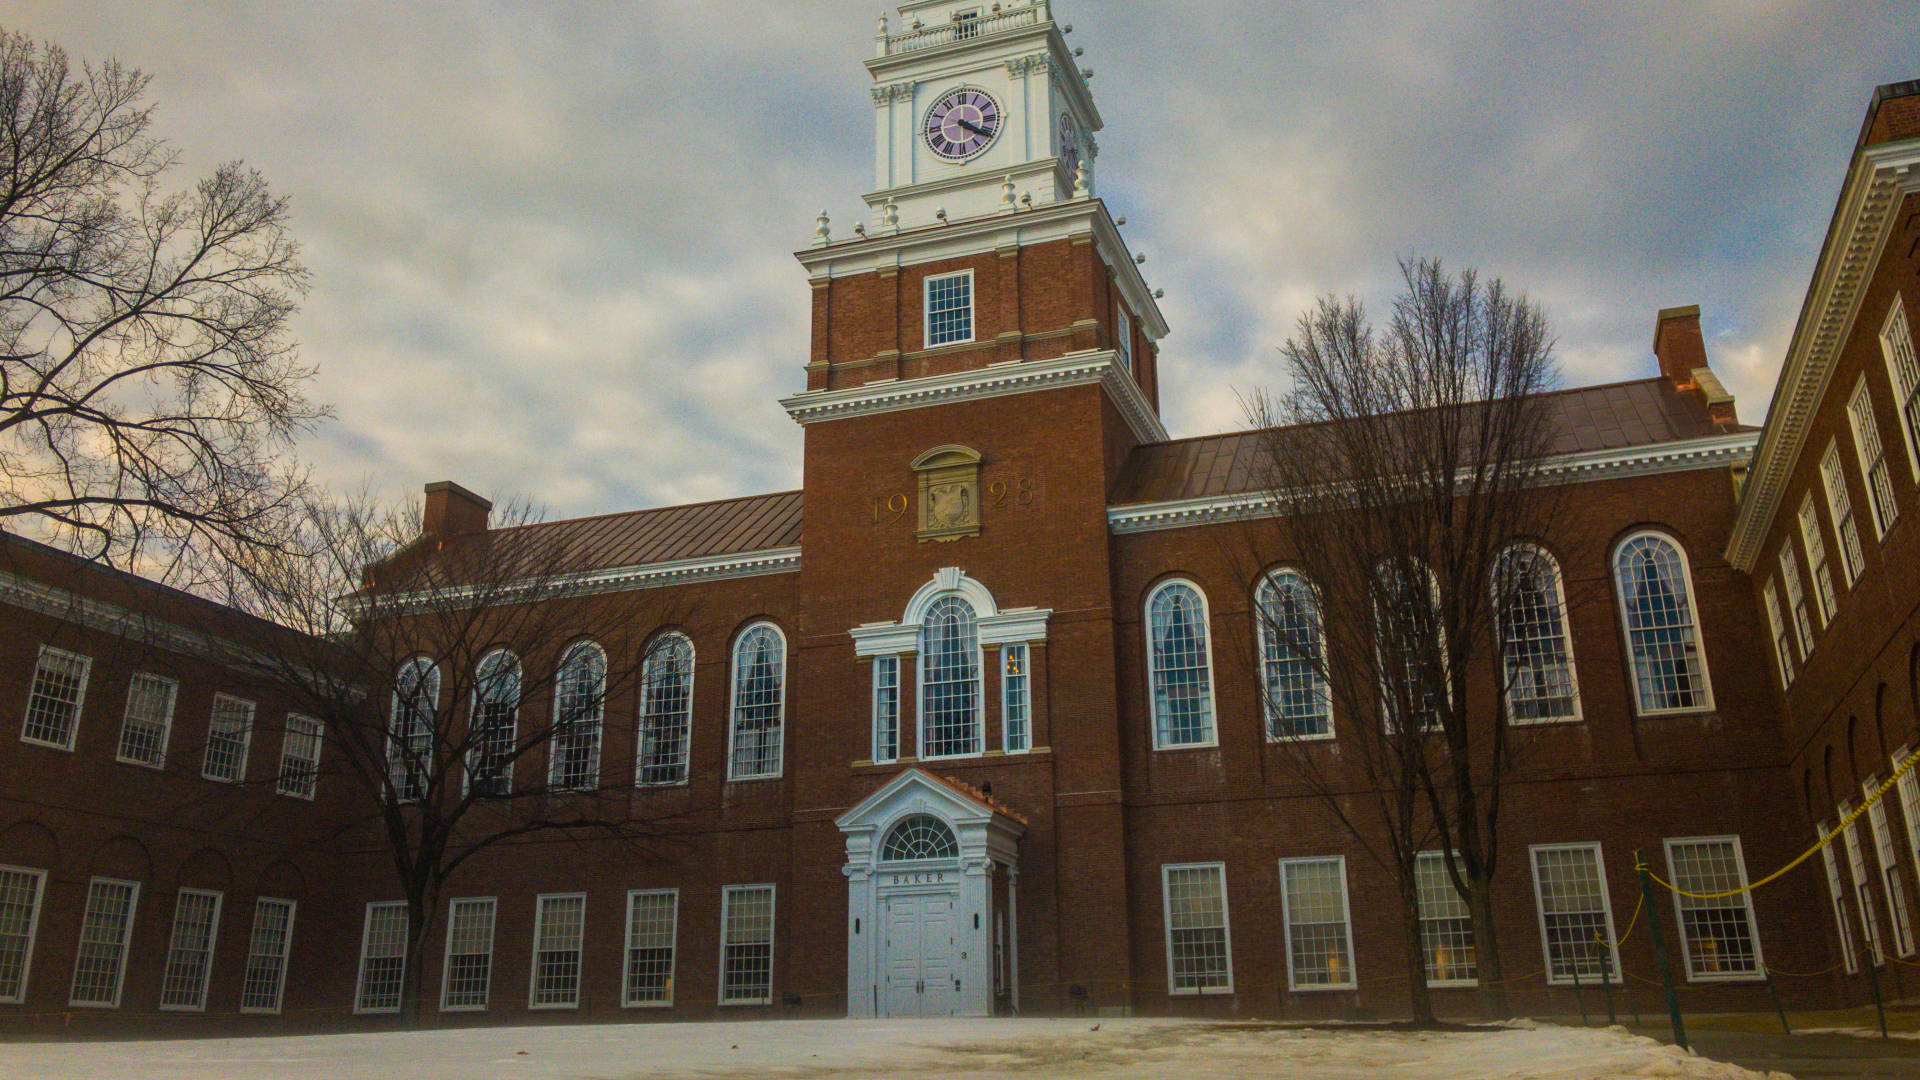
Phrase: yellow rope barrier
[{"left": 1598, "top": 893, "right": 1645, "bottom": 950}]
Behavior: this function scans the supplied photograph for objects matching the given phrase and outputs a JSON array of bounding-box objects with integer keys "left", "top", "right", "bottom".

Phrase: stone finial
[
  {"left": 936, "top": 207, "right": 949, "bottom": 224},
  {"left": 813, "top": 209, "right": 831, "bottom": 246},
  {"left": 1000, "top": 175, "right": 1018, "bottom": 212},
  {"left": 1072, "top": 160, "right": 1091, "bottom": 198},
  {"left": 882, "top": 198, "right": 900, "bottom": 232}
]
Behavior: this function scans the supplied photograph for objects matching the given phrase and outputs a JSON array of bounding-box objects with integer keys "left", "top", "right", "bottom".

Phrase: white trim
[
  {"left": 915, "top": 593, "right": 986, "bottom": 761},
  {"left": 114, "top": 672, "right": 177, "bottom": 769},
  {"left": 1493, "top": 544, "right": 1583, "bottom": 726},
  {"left": 1144, "top": 578, "right": 1219, "bottom": 750},
  {"left": 438, "top": 895, "right": 496, "bottom": 1013},
  {"left": 20, "top": 644, "right": 90, "bottom": 752},
  {"left": 1000, "top": 642, "right": 1032, "bottom": 754},
  {"left": 466, "top": 648, "right": 519, "bottom": 797},
  {"left": 547, "top": 640, "right": 607, "bottom": 792},
  {"left": 872, "top": 654, "right": 901, "bottom": 765},
  {"left": 527, "top": 892, "right": 587, "bottom": 1010},
  {"left": 0, "top": 864, "right": 47, "bottom": 1004},
  {"left": 156, "top": 887, "right": 223, "bottom": 1012},
  {"left": 1115, "top": 302, "right": 1133, "bottom": 377},
  {"left": 1612, "top": 530, "right": 1716, "bottom": 718},
  {"left": 237, "top": 896, "right": 297, "bottom": 1015},
  {"left": 1278, "top": 855, "right": 1357, "bottom": 991},
  {"left": 364, "top": 545, "right": 802, "bottom": 616},
  {"left": 276, "top": 713, "right": 324, "bottom": 800},
  {"left": 352, "top": 900, "right": 408, "bottom": 1015},
  {"left": 1160, "top": 861, "right": 1234, "bottom": 996},
  {"left": 1526, "top": 842, "right": 1622, "bottom": 987},
  {"left": 1880, "top": 292, "right": 1920, "bottom": 480},
  {"left": 1663, "top": 835, "right": 1766, "bottom": 983},
  {"left": 923, "top": 267, "right": 977, "bottom": 349},
  {"left": 726, "top": 622, "right": 787, "bottom": 782},
  {"left": 622, "top": 887, "right": 679, "bottom": 1008},
  {"left": 718, "top": 883, "right": 777, "bottom": 1006},
  {"left": 200, "top": 693, "right": 255, "bottom": 784},
  {"left": 68, "top": 876, "right": 139, "bottom": 1009},
  {"left": 1254, "top": 568, "right": 1335, "bottom": 741},
  {"left": 0, "top": 570, "right": 297, "bottom": 677},
  {"left": 636, "top": 632, "right": 695, "bottom": 788},
  {"left": 1414, "top": 851, "right": 1478, "bottom": 988}
]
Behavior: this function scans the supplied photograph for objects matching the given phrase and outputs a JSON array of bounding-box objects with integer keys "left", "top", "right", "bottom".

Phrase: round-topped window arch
[{"left": 880, "top": 813, "right": 960, "bottom": 862}]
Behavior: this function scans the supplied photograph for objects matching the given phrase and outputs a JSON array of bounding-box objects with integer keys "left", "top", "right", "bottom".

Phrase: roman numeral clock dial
[{"left": 924, "top": 88, "right": 1002, "bottom": 161}]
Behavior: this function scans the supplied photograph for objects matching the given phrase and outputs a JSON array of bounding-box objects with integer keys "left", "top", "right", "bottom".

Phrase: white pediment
[{"left": 836, "top": 767, "right": 1000, "bottom": 831}]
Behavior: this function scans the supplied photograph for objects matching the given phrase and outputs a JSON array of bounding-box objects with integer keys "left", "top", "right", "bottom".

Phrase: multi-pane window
[
  {"left": 921, "top": 596, "right": 982, "bottom": 758},
  {"left": 1822, "top": 441, "right": 1866, "bottom": 585},
  {"left": 1864, "top": 780, "right": 1915, "bottom": 957},
  {"left": 1002, "top": 643, "right": 1032, "bottom": 753},
  {"left": 1797, "top": 495, "right": 1838, "bottom": 625},
  {"left": 158, "top": 888, "right": 223, "bottom": 1010},
  {"left": 729, "top": 624, "right": 785, "bottom": 780},
  {"left": 1529, "top": 844, "right": 1621, "bottom": 985},
  {"left": 1613, "top": 533, "right": 1713, "bottom": 715},
  {"left": 1819, "top": 824, "right": 1861, "bottom": 974},
  {"left": 1762, "top": 579, "right": 1795, "bottom": 689},
  {"left": 882, "top": 815, "right": 959, "bottom": 861},
  {"left": 1882, "top": 293, "right": 1920, "bottom": 476},
  {"left": 202, "top": 694, "right": 255, "bottom": 784},
  {"left": 719, "top": 884, "right": 775, "bottom": 1005},
  {"left": 1162, "top": 863, "right": 1232, "bottom": 994},
  {"left": 1665, "top": 837, "right": 1763, "bottom": 980},
  {"left": 1493, "top": 546, "right": 1580, "bottom": 723},
  {"left": 440, "top": 897, "right": 496, "bottom": 1011},
  {"left": 1840, "top": 805, "right": 1885, "bottom": 965},
  {"left": 239, "top": 898, "right": 296, "bottom": 1013},
  {"left": 1848, "top": 377, "right": 1900, "bottom": 537},
  {"left": 0, "top": 865, "right": 47, "bottom": 1003},
  {"left": 69, "top": 878, "right": 139, "bottom": 1007},
  {"left": 469, "top": 650, "right": 518, "bottom": 798},
  {"left": 116, "top": 673, "right": 177, "bottom": 767},
  {"left": 638, "top": 633, "right": 694, "bottom": 786},
  {"left": 354, "top": 901, "right": 408, "bottom": 1013},
  {"left": 389, "top": 658, "right": 438, "bottom": 802},
  {"left": 924, "top": 270, "right": 974, "bottom": 347},
  {"left": 1415, "top": 852, "right": 1476, "bottom": 986},
  {"left": 529, "top": 894, "right": 585, "bottom": 1008},
  {"left": 550, "top": 641, "right": 606, "bottom": 792},
  {"left": 1115, "top": 304, "right": 1134, "bottom": 376},
  {"left": 1147, "top": 580, "right": 1216, "bottom": 748},
  {"left": 1279, "top": 857, "right": 1355, "bottom": 990},
  {"left": 1375, "top": 559, "right": 1448, "bottom": 732},
  {"left": 623, "top": 889, "right": 678, "bottom": 1007},
  {"left": 277, "top": 715, "right": 323, "bottom": 800},
  {"left": 1898, "top": 747, "right": 1920, "bottom": 906},
  {"left": 1777, "top": 547, "right": 1814, "bottom": 659},
  {"left": 1256, "top": 569, "right": 1331, "bottom": 738},
  {"left": 871, "top": 656, "right": 900, "bottom": 764},
  {"left": 22, "top": 646, "right": 90, "bottom": 750}
]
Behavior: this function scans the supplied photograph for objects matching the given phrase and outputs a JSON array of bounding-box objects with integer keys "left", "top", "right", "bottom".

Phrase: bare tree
[
  {"left": 1242, "top": 258, "right": 1566, "bottom": 1022},
  {"left": 0, "top": 28, "right": 319, "bottom": 577}
]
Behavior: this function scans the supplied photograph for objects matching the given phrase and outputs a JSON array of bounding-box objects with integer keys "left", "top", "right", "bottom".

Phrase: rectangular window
[
  {"left": 1864, "top": 779, "right": 1915, "bottom": 957},
  {"left": 1798, "top": 495, "right": 1839, "bottom": 625},
  {"left": 69, "top": 877, "right": 139, "bottom": 1007},
  {"left": 1881, "top": 293, "right": 1920, "bottom": 479},
  {"left": 1002, "top": 643, "right": 1031, "bottom": 753},
  {"left": 22, "top": 646, "right": 90, "bottom": 750},
  {"left": 1161, "top": 863, "right": 1232, "bottom": 994},
  {"left": 1762, "top": 579, "right": 1794, "bottom": 688},
  {"left": 116, "top": 673, "right": 178, "bottom": 767},
  {"left": 1848, "top": 377, "right": 1900, "bottom": 537},
  {"left": 1777, "top": 547, "right": 1814, "bottom": 658},
  {"left": 1415, "top": 852, "right": 1477, "bottom": 986},
  {"left": 0, "top": 865, "right": 48, "bottom": 1003},
  {"left": 1822, "top": 441, "right": 1866, "bottom": 586},
  {"left": 623, "top": 889, "right": 678, "bottom": 1007},
  {"left": 1840, "top": 805, "right": 1885, "bottom": 965},
  {"left": 924, "top": 270, "right": 974, "bottom": 348},
  {"left": 871, "top": 656, "right": 899, "bottom": 765},
  {"left": 1115, "top": 304, "right": 1134, "bottom": 376},
  {"left": 1529, "top": 843, "right": 1621, "bottom": 985},
  {"left": 719, "top": 884, "right": 775, "bottom": 1005},
  {"left": 1819, "top": 824, "right": 1861, "bottom": 974},
  {"left": 277, "top": 714, "right": 324, "bottom": 800},
  {"left": 202, "top": 693, "right": 254, "bottom": 783},
  {"left": 354, "top": 901, "right": 408, "bottom": 1013},
  {"left": 440, "top": 897, "right": 496, "bottom": 1011},
  {"left": 1279, "top": 856, "right": 1355, "bottom": 990},
  {"left": 239, "top": 897, "right": 296, "bottom": 1014},
  {"left": 529, "top": 893, "right": 585, "bottom": 1009},
  {"left": 1898, "top": 747, "right": 1920, "bottom": 916},
  {"left": 158, "top": 888, "right": 223, "bottom": 1010},
  {"left": 1665, "top": 837, "right": 1764, "bottom": 981}
]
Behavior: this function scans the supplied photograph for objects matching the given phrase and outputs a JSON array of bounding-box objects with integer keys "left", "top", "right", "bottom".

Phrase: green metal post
[
  {"left": 1865, "top": 958, "right": 1889, "bottom": 1040},
  {"left": 1761, "top": 964, "right": 1790, "bottom": 1034},
  {"left": 1636, "top": 850, "right": 1688, "bottom": 1052},
  {"left": 1595, "top": 935, "right": 1617, "bottom": 1027}
]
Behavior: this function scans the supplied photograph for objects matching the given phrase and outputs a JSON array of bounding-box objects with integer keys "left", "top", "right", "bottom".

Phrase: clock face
[{"left": 924, "top": 88, "right": 1003, "bottom": 161}]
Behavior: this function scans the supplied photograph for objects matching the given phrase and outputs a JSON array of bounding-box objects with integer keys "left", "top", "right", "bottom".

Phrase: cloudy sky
[{"left": 14, "top": 2, "right": 1919, "bottom": 518}]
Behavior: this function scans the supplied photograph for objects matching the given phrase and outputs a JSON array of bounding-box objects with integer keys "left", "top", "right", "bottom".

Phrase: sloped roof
[{"left": 455, "top": 490, "right": 802, "bottom": 571}]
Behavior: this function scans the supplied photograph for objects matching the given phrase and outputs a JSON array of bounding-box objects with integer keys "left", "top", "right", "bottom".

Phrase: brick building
[{"left": 2, "top": 1, "right": 1918, "bottom": 1033}]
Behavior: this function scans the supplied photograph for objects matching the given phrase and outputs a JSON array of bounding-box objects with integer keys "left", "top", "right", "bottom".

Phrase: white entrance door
[{"left": 881, "top": 892, "right": 962, "bottom": 1016}]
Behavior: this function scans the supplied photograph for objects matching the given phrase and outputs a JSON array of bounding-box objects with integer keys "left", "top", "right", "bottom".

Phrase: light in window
[
  {"left": 1002, "top": 644, "right": 1031, "bottom": 752},
  {"left": 1664, "top": 837, "right": 1763, "bottom": 980},
  {"left": 1280, "top": 857, "right": 1354, "bottom": 989},
  {"left": 1415, "top": 853, "right": 1476, "bottom": 985}
]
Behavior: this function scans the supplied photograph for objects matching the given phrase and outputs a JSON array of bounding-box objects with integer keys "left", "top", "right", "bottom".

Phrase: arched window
[
  {"left": 880, "top": 814, "right": 959, "bottom": 862},
  {"left": 920, "top": 596, "right": 982, "bottom": 758},
  {"left": 638, "top": 632, "right": 694, "bottom": 786},
  {"left": 389, "top": 656, "right": 439, "bottom": 802},
  {"left": 729, "top": 623, "right": 785, "bottom": 780},
  {"left": 1255, "top": 569, "right": 1330, "bottom": 739},
  {"left": 1147, "top": 580, "right": 1216, "bottom": 748},
  {"left": 549, "top": 640, "right": 606, "bottom": 791},
  {"left": 469, "top": 649, "right": 519, "bottom": 797},
  {"left": 1613, "top": 532, "right": 1713, "bottom": 715},
  {"left": 1493, "top": 545, "right": 1580, "bottom": 723},
  {"left": 1374, "top": 558, "right": 1448, "bottom": 732}
]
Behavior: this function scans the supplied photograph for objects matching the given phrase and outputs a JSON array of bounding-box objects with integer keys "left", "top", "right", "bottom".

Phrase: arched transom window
[
  {"left": 729, "top": 623, "right": 786, "bottom": 780},
  {"left": 1147, "top": 580, "right": 1216, "bottom": 748},
  {"left": 1613, "top": 532, "right": 1713, "bottom": 715},
  {"left": 1255, "top": 569, "right": 1331, "bottom": 739},
  {"left": 1493, "top": 545, "right": 1580, "bottom": 723},
  {"left": 881, "top": 814, "right": 959, "bottom": 862},
  {"left": 919, "top": 596, "right": 982, "bottom": 758},
  {"left": 469, "top": 649, "right": 519, "bottom": 797},
  {"left": 389, "top": 656, "right": 439, "bottom": 802},
  {"left": 550, "top": 640, "right": 607, "bottom": 791},
  {"left": 638, "top": 632, "right": 694, "bottom": 787}
]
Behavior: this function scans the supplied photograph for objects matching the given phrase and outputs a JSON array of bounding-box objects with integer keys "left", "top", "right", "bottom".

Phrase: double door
[{"left": 881, "top": 891, "right": 961, "bottom": 1017}]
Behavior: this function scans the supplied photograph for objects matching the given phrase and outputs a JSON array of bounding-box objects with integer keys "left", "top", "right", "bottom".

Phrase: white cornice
[
  {"left": 368, "top": 546, "right": 802, "bottom": 615},
  {"left": 779, "top": 348, "right": 1169, "bottom": 444},
  {"left": 0, "top": 569, "right": 300, "bottom": 676},
  {"left": 1107, "top": 431, "right": 1760, "bottom": 536},
  {"left": 1727, "top": 138, "right": 1920, "bottom": 570}
]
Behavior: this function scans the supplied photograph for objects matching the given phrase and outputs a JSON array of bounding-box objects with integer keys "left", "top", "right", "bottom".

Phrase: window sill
[
  {"left": 19, "top": 737, "right": 75, "bottom": 753},
  {"left": 1286, "top": 983, "right": 1357, "bottom": 993},
  {"left": 114, "top": 754, "right": 166, "bottom": 770},
  {"left": 852, "top": 748, "right": 1052, "bottom": 770}
]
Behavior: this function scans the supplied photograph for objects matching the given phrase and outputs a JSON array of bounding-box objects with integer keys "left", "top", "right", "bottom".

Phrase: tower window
[
  {"left": 1115, "top": 304, "right": 1134, "bottom": 376},
  {"left": 925, "top": 270, "right": 974, "bottom": 348}
]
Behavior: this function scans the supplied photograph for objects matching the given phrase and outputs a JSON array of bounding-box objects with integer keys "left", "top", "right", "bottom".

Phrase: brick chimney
[
  {"left": 422, "top": 481, "right": 492, "bottom": 539},
  {"left": 1653, "top": 305, "right": 1738, "bottom": 430}
]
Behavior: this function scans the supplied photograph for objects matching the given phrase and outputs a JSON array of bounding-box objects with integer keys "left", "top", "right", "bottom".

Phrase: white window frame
[
  {"left": 353, "top": 900, "right": 408, "bottom": 1014},
  {"left": 21, "top": 645, "right": 90, "bottom": 751},
  {"left": 1492, "top": 544, "right": 1582, "bottom": 725},
  {"left": 727, "top": 623, "right": 787, "bottom": 781},
  {"left": 1115, "top": 303, "right": 1134, "bottom": 376},
  {"left": 201, "top": 693, "right": 255, "bottom": 784},
  {"left": 0, "top": 864, "right": 48, "bottom": 1004},
  {"left": 1863, "top": 777, "right": 1915, "bottom": 958},
  {"left": 1415, "top": 851, "right": 1477, "bottom": 987},
  {"left": 637, "top": 633, "right": 695, "bottom": 787},
  {"left": 1002, "top": 642, "right": 1032, "bottom": 753},
  {"left": 1797, "top": 494, "right": 1839, "bottom": 626},
  {"left": 1847, "top": 376, "right": 1900, "bottom": 538},
  {"left": 1777, "top": 545, "right": 1814, "bottom": 660},
  {"left": 114, "top": 672, "right": 178, "bottom": 768},
  {"left": 527, "top": 892, "right": 586, "bottom": 1010},
  {"left": 389, "top": 657, "right": 438, "bottom": 803},
  {"left": 1278, "top": 856, "right": 1357, "bottom": 991},
  {"left": 157, "top": 887, "right": 223, "bottom": 1011},
  {"left": 1374, "top": 558, "right": 1451, "bottom": 733},
  {"left": 871, "top": 655, "right": 900, "bottom": 764},
  {"left": 439, "top": 896, "right": 496, "bottom": 1012},
  {"left": 622, "top": 888, "right": 679, "bottom": 1008},
  {"left": 1612, "top": 531, "right": 1715, "bottom": 717},
  {"left": 1255, "top": 568, "right": 1334, "bottom": 741},
  {"left": 1145, "top": 578, "right": 1219, "bottom": 750},
  {"left": 917, "top": 595, "right": 985, "bottom": 760},
  {"left": 68, "top": 877, "right": 139, "bottom": 1008},
  {"left": 923, "top": 268, "right": 976, "bottom": 349},
  {"left": 549, "top": 640, "right": 607, "bottom": 793},
  {"left": 1897, "top": 746, "right": 1920, "bottom": 914},
  {"left": 1664, "top": 835, "right": 1765, "bottom": 983},
  {"left": 718, "top": 883, "right": 776, "bottom": 1006},
  {"left": 238, "top": 897, "right": 296, "bottom": 1014},
  {"left": 1839, "top": 802, "right": 1885, "bottom": 966},
  {"left": 467, "top": 648, "right": 519, "bottom": 798},
  {"left": 1819, "top": 823, "right": 1861, "bottom": 974},
  {"left": 277, "top": 714, "right": 324, "bottom": 800},
  {"left": 1821, "top": 440, "right": 1867, "bottom": 586},
  {"left": 1882, "top": 292, "right": 1920, "bottom": 480},
  {"left": 1527, "top": 842, "right": 1622, "bottom": 986},
  {"left": 1762, "top": 578, "right": 1794, "bottom": 689},
  {"left": 1160, "top": 862, "right": 1233, "bottom": 996}
]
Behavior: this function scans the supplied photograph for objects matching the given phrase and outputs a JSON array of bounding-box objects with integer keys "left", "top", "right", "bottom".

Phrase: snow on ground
[{"left": 0, "top": 1017, "right": 1791, "bottom": 1080}]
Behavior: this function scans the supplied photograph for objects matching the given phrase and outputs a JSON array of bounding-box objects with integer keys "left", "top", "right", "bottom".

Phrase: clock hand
[{"left": 956, "top": 118, "right": 990, "bottom": 138}]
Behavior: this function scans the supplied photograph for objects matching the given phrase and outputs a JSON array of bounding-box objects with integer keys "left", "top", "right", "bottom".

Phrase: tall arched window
[
  {"left": 1374, "top": 558, "right": 1447, "bottom": 732},
  {"left": 1255, "top": 569, "right": 1331, "bottom": 739},
  {"left": 469, "top": 649, "right": 519, "bottom": 797},
  {"left": 549, "top": 640, "right": 606, "bottom": 791},
  {"left": 389, "top": 656, "right": 439, "bottom": 803},
  {"left": 881, "top": 814, "right": 959, "bottom": 862},
  {"left": 1493, "top": 545, "right": 1580, "bottom": 723},
  {"left": 1147, "top": 579, "right": 1216, "bottom": 748},
  {"left": 1613, "top": 531, "right": 1713, "bottom": 715},
  {"left": 729, "top": 623, "right": 786, "bottom": 780},
  {"left": 920, "top": 596, "right": 982, "bottom": 758},
  {"left": 638, "top": 632, "right": 694, "bottom": 786}
]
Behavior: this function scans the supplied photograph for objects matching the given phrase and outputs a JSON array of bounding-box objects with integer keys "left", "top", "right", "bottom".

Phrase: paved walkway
[{"left": 1625, "top": 1023, "right": 1920, "bottom": 1080}]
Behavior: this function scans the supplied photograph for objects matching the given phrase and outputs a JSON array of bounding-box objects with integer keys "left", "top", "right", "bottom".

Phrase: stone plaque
[{"left": 912, "top": 444, "right": 983, "bottom": 542}]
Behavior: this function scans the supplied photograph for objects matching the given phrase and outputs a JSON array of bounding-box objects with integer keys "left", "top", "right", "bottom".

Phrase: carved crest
[{"left": 912, "top": 445, "right": 983, "bottom": 542}]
